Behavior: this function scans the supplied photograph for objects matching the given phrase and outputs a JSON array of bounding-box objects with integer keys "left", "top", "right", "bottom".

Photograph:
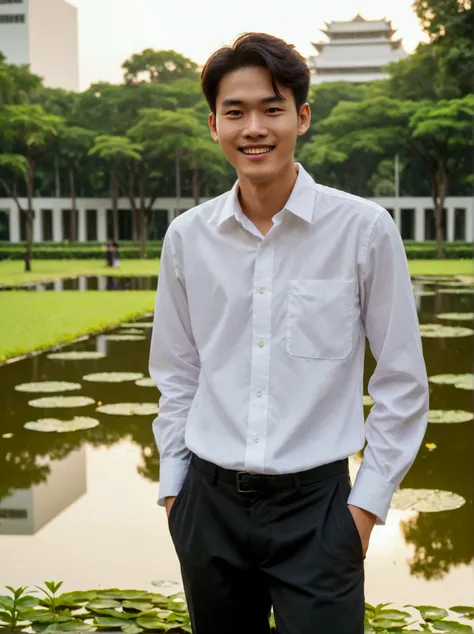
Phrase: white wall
[
  {"left": 28, "top": 0, "right": 79, "bottom": 91},
  {"left": 0, "top": 0, "right": 29, "bottom": 65}
]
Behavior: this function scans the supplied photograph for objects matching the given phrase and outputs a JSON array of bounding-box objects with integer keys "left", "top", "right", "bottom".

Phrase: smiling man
[{"left": 149, "top": 33, "right": 429, "bottom": 634}]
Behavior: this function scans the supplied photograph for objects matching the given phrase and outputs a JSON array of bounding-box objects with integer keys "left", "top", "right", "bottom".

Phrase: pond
[
  {"left": 0, "top": 280, "right": 473, "bottom": 607},
  {"left": 0, "top": 276, "right": 159, "bottom": 291}
]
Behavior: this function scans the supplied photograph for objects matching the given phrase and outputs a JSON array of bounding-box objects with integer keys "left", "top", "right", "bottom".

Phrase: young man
[{"left": 149, "top": 33, "right": 429, "bottom": 634}]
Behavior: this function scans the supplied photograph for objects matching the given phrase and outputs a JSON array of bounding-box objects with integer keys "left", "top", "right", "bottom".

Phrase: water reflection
[
  {"left": 0, "top": 284, "right": 473, "bottom": 602},
  {"left": 0, "top": 276, "right": 159, "bottom": 292}
]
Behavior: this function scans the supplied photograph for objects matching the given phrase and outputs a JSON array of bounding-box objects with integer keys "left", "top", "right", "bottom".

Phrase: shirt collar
[{"left": 216, "top": 163, "right": 316, "bottom": 227}]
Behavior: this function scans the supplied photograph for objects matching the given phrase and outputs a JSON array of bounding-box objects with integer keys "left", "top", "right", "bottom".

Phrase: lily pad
[
  {"left": 409, "top": 605, "right": 449, "bottom": 620},
  {"left": 122, "top": 601, "right": 155, "bottom": 613},
  {"left": 43, "top": 621, "right": 93, "bottom": 632},
  {"left": 437, "top": 313, "right": 474, "bottom": 321},
  {"left": 28, "top": 396, "right": 95, "bottom": 409},
  {"left": 413, "top": 290, "right": 436, "bottom": 297},
  {"left": 97, "top": 591, "right": 152, "bottom": 601},
  {"left": 150, "top": 581, "right": 180, "bottom": 589},
  {"left": 106, "top": 335, "right": 146, "bottom": 342},
  {"left": 428, "top": 410, "right": 473, "bottom": 424},
  {"left": 2, "top": 433, "right": 13, "bottom": 439},
  {"left": 437, "top": 288, "right": 474, "bottom": 295},
  {"left": 15, "top": 381, "right": 82, "bottom": 393},
  {"left": 167, "top": 594, "right": 187, "bottom": 612},
  {"left": 24, "top": 417, "right": 100, "bottom": 433},
  {"left": 431, "top": 621, "right": 472, "bottom": 632},
  {"left": 450, "top": 606, "right": 474, "bottom": 619},
  {"left": 419, "top": 324, "right": 473, "bottom": 338},
  {"left": 429, "top": 374, "right": 473, "bottom": 390},
  {"left": 47, "top": 351, "right": 106, "bottom": 361},
  {"left": 83, "top": 372, "right": 144, "bottom": 383},
  {"left": 363, "top": 395, "right": 374, "bottom": 406},
  {"left": 60, "top": 591, "right": 98, "bottom": 604},
  {"left": 86, "top": 600, "right": 121, "bottom": 611},
  {"left": 120, "top": 322, "right": 154, "bottom": 329},
  {"left": 117, "top": 329, "right": 145, "bottom": 335},
  {"left": 135, "top": 377, "right": 155, "bottom": 387},
  {"left": 122, "top": 625, "right": 145, "bottom": 634},
  {"left": 391, "top": 488, "right": 466, "bottom": 513},
  {"left": 93, "top": 616, "right": 129, "bottom": 629},
  {"left": 96, "top": 403, "right": 158, "bottom": 416}
]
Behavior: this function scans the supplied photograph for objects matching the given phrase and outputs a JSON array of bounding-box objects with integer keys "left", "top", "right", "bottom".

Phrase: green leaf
[
  {"left": 136, "top": 616, "right": 172, "bottom": 630},
  {"left": 0, "top": 596, "right": 14, "bottom": 610},
  {"left": 44, "top": 620, "right": 92, "bottom": 632},
  {"left": 88, "top": 608, "right": 132, "bottom": 620},
  {"left": 17, "top": 596, "right": 39, "bottom": 609},
  {"left": 93, "top": 616, "right": 129, "bottom": 629},
  {"left": 412, "top": 605, "right": 449, "bottom": 620},
  {"left": 85, "top": 599, "right": 122, "bottom": 611},
  {"left": 375, "top": 609, "right": 411, "bottom": 621},
  {"left": 20, "top": 609, "right": 59, "bottom": 623},
  {"left": 0, "top": 610, "right": 12, "bottom": 624},
  {"left": 122, "top": 601, "right": 155, "bottom": 612},
  {"left": 166, "top": 593, "right": 187, "bottom": 612},
  {"left": 122, "top": 625, "right": 145, "bottom": 634},
  {"left": 431, "top": 621, "right": 473, "bottom": 632},
  {"left": 97, "top": 591, "right": 152, "bottom": 601},
  {"left": 450, "top": 607, "right": 474, "bottom": 619},
  {"left": 59, "top": 591, "right": 97, "bottom": 604}
]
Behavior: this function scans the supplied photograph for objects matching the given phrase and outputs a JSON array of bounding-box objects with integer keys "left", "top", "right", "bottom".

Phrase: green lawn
[
  {"left": 0, "top": 259, "right": 160, "bottom": 287},
  {"left": 0, "top": 292, "right": 156, "bottom": 361},
  {"left": 407, "top": 260, "right": 472, "bottom": 277}
]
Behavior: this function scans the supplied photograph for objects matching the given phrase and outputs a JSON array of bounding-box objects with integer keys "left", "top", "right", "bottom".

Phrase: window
[
  {"left": 0, "top": 0, "right": 24, "bottom": 4},
  {"left": 86, "top": 209, "right": 97, "bottom": 241},
  {"left": 0, "top": 508, "right": 27, "bottom": 519},
  {"left": 41, "top": 209, "right": 53, "bottom": 241},
  {"left": 62, "top": 209, "right": 78, "bottom": 241},
  {"left": 385, "top": 208, "right": 394, "bottom": 219},
  {"left": 401, "top": 209, "right": 415, "bottom": 240},
  {"left": 454, "top": 208, "right": 466, "bottom": 241},
  {"left": 424, "top": 208, "right": 447, "bottom": 241},
  {"left": 0, "top": 13, "right": 25, "bottom": 22},
  {"left": 0, "top": 210, "right": 9, "bottom": 241}
]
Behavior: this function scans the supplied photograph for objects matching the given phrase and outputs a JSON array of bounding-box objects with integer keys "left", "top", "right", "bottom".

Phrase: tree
[
  {"left": 88, "top": 135, "right": 143, "bottom": 242},
  {"left": 1, "top": 105, "right": 62, "bottom": 263},
  {"left": 0, "top": 154, "right": 28, "bottom": 233},
  {"left": 57, "top": 126, "right": 95, "bottom": 241},
  {"left": 122, "top": 49, "right": 199, "bottom": 85}
]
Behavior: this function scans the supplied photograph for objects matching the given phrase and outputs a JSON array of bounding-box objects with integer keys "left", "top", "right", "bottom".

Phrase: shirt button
[
  {"left": 253, "top": 434, "right": 260, "bottom": 443},
  {"left": 256, "top": 390, "right": 263, "bottom": 398},
  {"left": 259, "top": 287, "right": 265, "bottom": 294},
  {"left": 258, "top": 340, "right": 265, "bottom": 348}
]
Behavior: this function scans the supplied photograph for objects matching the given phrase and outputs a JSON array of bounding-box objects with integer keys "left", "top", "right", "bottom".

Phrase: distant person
[
  {"left": 105, "top": 241, "right": 114, "bottom": 267},
  {"left": 112, "top": 240, "right": 120, "bottom": 268},
  {"left": 149, "top": 33, "right": 429, "bottom": 634}
]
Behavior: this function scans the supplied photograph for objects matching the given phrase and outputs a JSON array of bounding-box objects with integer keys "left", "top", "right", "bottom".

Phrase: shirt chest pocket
[{"left": 286, "top": 279, "right": 355, "bottom": 360}]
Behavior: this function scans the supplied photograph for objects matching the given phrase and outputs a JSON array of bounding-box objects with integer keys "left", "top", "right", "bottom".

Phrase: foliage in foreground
[{"left": 0, "top": 582, "right": 473, "bottom": 633}]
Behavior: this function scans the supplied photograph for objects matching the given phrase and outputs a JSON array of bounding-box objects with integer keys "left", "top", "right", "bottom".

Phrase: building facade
[
  {"left": 0, "top": 197, "right": 472, "bottom": 244},
  {"left": 308, "top": 14, "right": 407, "bottom": 84},
  {"left": 0, "top": 0, "right": 79, "bottom": 91}
]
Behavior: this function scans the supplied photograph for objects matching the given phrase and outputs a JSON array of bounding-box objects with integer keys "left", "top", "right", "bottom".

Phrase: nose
[{"left": 243, "top": 111, "right": 267, "bottom": 138}]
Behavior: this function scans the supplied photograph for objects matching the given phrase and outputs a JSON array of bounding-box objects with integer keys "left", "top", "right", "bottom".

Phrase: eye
[
  {"left": 226, "top": 110, "right": 242, "bottom": 116},
  {"left": 267, "top": 107, "right": 282, "bottom": 114}
]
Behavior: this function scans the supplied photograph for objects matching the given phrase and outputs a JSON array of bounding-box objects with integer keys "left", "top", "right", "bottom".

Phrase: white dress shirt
[{"left": 149, "top": 163, "right": 429, "bottom": 524}]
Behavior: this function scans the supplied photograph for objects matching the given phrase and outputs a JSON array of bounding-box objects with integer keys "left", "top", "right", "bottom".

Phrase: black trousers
[{"left": 168, "top": 456, "right": 365, "bottom": 634}]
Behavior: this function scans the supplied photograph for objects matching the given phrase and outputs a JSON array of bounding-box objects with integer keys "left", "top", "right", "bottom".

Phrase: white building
[
  {"left": 0, "top": 0, "right": 79, "bottom": 91},
  {"left": 309, "top": 14, "right": 407, "bottom": 84}
]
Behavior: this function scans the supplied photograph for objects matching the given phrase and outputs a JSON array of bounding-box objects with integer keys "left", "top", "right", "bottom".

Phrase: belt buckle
[{"left": 236, "top": 472, "right": 257, "bottom": 494}]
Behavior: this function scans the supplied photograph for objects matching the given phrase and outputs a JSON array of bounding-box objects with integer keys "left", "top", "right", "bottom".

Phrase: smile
[{"left": 239, "top": 146, "right": 275, "bottom": 156}]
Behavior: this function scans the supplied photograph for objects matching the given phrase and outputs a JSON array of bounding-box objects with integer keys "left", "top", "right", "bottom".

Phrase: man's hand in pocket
[{"left": 165, "top": 496, "right": 177, "bottom": 518}]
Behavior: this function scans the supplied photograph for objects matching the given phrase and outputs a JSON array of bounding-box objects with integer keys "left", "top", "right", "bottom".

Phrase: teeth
[{"left": 242, "top": 147, "right": 272, "bottom": 155}]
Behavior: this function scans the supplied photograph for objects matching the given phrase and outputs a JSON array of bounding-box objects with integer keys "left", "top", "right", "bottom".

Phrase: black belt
[{"left": 190, "top": 453, "right": 348, "bottom": 494}]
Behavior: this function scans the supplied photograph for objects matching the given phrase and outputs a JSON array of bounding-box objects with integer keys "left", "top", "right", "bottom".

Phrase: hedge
[{"left": 0, "top": 241, "right": 471, "bottom": 261}]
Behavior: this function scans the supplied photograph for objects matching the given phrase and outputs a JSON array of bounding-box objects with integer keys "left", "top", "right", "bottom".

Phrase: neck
[{"left": 237, "top": 160, "right": 298, "bottom": 223}]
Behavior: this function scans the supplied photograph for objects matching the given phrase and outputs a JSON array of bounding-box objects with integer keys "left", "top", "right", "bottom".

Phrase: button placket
[{"left": 244, "top": 243, "right": 274, "bottom": 471}]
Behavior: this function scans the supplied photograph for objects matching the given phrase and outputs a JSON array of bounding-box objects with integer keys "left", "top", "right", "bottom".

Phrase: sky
[{"left": 69, "top": 0, "right": 427, "bottom": 91}]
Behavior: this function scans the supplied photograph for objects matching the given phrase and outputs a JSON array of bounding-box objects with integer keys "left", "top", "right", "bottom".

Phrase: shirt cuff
[
  {"left": 347, "top": 465, "right": 397, "bottom": 525},
  {"left": 157, "top": 458, "right": 191, "bottom": 507}
]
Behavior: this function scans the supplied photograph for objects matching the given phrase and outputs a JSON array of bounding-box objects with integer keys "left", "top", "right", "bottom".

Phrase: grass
[
  {"left": 0, "top": 291, "right": 156, "bottom": 361},
  {"left": 0, "top": 259, "right": 160, "bottom": 287},
  {"left": 407, "top": 260, "right": 472, "bottom": 277}
]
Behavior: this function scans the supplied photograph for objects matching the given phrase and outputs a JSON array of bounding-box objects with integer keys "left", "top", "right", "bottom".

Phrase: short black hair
[{"left": 201, "top": 32, "right": 310, "bottom": 114}]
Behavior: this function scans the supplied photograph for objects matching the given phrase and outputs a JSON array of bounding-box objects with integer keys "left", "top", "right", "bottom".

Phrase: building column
[
  {"left": 394, "top": 207, "right": 401, "bottom": 234},
  {"left": 167, "top": 209, "right": 174, "bottom": 227},
  {"left": 9, "top": 205, "right": 19, "bottom": 243},
  {"left": 97, "top": 208, "right": 106, "bottom": 242},
  {"left": 52, "top": 208, "right": 62, "bottom": 242},
  {"left": 466, "top": 207, "right": 473, "bottom": 243},
  {"left": 446, "top": 207, "right": 455, "bottom": 242},
  {"left": 33, "top": 208, "right": 42, "bottom": 242},
  {"left": 415, "top": 206, "right": 425, "bottom": 241},
  {"left": 78, "top": 208, "right": 86, "bottom": 242}
]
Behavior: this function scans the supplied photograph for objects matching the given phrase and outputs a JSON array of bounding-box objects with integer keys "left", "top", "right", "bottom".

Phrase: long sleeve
[
  {"left": 348, "top": 209, "right": 429, "bottom": 524},
  {"left": 149, "top": 228, "right": 200, "bottom": 507}
]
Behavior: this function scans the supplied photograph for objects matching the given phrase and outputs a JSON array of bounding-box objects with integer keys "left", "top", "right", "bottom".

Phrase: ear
[
  {"left": 297, "top": 103, "right": 311, "bottom": 137},
  {"left": 208, "top": 112, "right": 219, "bottom": 142}
]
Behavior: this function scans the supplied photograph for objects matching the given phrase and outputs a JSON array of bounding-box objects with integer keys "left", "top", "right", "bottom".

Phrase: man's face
[{"left": 209, "top": 66, "right": 310, "bottom": 183}]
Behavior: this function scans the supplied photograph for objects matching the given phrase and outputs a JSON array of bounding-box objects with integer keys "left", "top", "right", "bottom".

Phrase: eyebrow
[{"left": 220, "top": 95, "right": 285, "bottom": 107}]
